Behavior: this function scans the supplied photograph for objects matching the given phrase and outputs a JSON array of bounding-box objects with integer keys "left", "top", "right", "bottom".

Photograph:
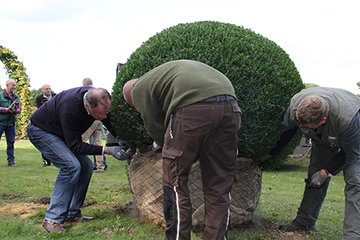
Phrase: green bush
[{"left": 111, "top": 21, "right": 304, "bottom": 162}]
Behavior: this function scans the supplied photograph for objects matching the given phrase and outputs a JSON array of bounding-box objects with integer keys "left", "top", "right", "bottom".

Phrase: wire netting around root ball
[{"left": 128, "top": 151, "right": 262, "bottom": 229}]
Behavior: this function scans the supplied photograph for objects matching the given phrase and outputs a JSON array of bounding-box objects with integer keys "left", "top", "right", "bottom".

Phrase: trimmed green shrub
[{"left": 111, "top": 21, "right": 304, "bottom": 162}]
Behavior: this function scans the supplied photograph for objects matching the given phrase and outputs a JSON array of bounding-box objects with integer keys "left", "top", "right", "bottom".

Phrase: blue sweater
[{"left": 30, "top": 86, "right": 117, "bottom": 155}]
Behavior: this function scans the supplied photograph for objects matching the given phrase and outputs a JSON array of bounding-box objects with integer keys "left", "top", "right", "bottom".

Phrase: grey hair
[
  {"left": 82, "top": 78, "right": 93, "bottom": 86},
  {"left": 85, "top": 88, "right": 111, "bottom": 109},
  {"left": 6, "top": 79, "right": 15, "bottom": 85}
]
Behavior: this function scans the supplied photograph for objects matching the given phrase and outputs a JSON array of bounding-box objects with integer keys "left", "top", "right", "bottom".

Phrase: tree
[
  {"left": 305, "top": 83, "right": 319, "bottom": 88},
  {"left": 111, "top": 21, "right": 304, "bottom": 164},
  {"left": 30, "top": 88, "right": 42, "bottom": 107},
  {"left": 0, "top": 45, "right": 32, "bottom": 139}
]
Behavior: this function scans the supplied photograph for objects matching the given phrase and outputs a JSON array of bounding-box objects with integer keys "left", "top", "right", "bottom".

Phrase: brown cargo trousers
[{"left": 162, "top": 95, "right": 241, "bottom": 240}]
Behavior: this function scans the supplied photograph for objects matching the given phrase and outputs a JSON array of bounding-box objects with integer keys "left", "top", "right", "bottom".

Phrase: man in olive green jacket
[{"left": 123, "top": 60, "right": 241, "bottom": 240}]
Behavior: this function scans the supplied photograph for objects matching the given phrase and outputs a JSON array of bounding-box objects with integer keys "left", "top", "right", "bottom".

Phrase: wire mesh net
[{"left": 128, "top": 151, "right": 262, "bottom": 228}]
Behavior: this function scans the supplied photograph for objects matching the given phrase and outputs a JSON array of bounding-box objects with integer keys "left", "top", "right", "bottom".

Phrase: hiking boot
[
  {"left": 42, "top": 219, "right": 65, "bottom": 233},
  {"left": 8, "top": 163, "right": 18, "bottom": 167},
  {"left": 279, "top": 220, "right": 315, "bottom": 232},
  {"left": 64, "top": 215, "right": 94, "bottom": 224}
]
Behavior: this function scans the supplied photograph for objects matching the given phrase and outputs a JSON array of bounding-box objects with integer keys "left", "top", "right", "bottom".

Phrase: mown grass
[{"left": 0, "top": 140, "right": 345, "bottom": 239}]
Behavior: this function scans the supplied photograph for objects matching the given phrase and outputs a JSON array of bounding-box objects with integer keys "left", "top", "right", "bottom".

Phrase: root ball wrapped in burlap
[{"left": 128, "top": 151, "right": 261, "bottom": 229}]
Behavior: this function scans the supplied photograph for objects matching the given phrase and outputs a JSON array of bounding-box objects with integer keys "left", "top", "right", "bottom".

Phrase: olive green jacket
[{"left": 131, "top": 60, "right": 236, "bottom": 146}]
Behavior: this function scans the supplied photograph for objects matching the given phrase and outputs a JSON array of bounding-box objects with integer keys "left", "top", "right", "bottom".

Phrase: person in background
[
  {"left": 0, "top": 79, "right": 22, "bottom": 167},
  {"left": 81, "top": 120, "right": 107, "bottom": 172},
  {"left": 123, "top": 60, "right": 241, "bottom": 240},
  {"left": 27, "top": 86, "right": 130, "bottom": 233},
  {"left": 82, "top": 78, "right": 107, "bottom": 171},
  {"left": 258, "top": 87, "right": 360, "bottom": 239},
  {"left": 36, "top": 84, "right": 56, "bottom": 166}
]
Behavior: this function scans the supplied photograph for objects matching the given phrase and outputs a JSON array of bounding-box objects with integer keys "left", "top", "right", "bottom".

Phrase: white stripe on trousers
[
  {"left": 174, "top": 186, "right": 180, "bottom": 240},
  {"left": 223, "top": 192, "right": 231, "bottom": 240}
]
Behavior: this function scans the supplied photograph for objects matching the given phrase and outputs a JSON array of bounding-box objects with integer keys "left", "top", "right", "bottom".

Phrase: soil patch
[
  {"left": 0, "top": 198, "right": 99, "bottom": 219},
  {"left": 0, "top": 202, "right": 47, "bottom": 219}
]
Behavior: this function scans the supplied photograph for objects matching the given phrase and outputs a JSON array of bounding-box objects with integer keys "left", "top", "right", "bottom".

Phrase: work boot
[
  {"left": 42, "top": 219, "right": 65, "bottom": 233},
  {"left": 279, "top": 220, "right": 315, "bottom": 232},
  {"left": 64, "top": 215, "right": 94, "bottom": 224}
]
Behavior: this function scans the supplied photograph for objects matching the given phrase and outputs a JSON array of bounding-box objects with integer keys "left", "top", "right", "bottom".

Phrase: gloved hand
[
  {"left": 153, "top": 141, "right": 162, "bottom": 153},
  {"left": 308, "top": 170, "right": 328, "bottom": 188},
  {"left": 107, "top": 146, "right": 131, "bottom": 161},
  {"left": 116, "top": 137, "right": 131, "bottom": 149}
]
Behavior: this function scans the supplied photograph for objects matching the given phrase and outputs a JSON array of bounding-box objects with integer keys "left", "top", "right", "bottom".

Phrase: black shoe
[
  {"left": 104, "top": 165, "right": 108, "bottom": 170},
  {"left": 279, "top": 220, "right": 315, "bottom": 232},
  {"left": 8, "top": 163, "right": 18, "bottom": 167}
]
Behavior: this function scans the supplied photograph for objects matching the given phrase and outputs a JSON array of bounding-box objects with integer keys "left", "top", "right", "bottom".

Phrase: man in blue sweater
[{"left": 27, "top": 86, "right": 130, "bottom": 233}]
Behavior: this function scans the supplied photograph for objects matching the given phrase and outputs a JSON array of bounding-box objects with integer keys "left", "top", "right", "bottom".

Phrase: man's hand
[
  {"left": 309, "top": 170, "right": 328, "bottom": 188},
  {"left": 107, "top": 146, "right": 131, "bottom": 161},
  {"left": 115, "top": 137, "right": 131, "bottom": 149},
  {"left": 7, "top": 108, "right": 15, "bottom": 113},
  {"left": 8, "top": 100, "right": 19, "bottom": 113}
]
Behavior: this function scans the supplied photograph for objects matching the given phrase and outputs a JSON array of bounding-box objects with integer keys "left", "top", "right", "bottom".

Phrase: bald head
[
  {"left": 123, "top": 79, "right": 137, "bottom": 107},
  {"left": 42, "top": 84, "right": 52, "bottom": 97}
]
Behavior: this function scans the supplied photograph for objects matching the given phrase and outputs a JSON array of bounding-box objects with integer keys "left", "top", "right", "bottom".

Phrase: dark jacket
[
  {"left": 36, "top": 92, "right": 56, "bottom": 108},
  {"left": 30, "top": 86, "right": 118, "bottom": 155}
]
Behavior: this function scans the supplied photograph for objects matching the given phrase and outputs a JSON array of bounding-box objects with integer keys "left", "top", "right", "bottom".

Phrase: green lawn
[{"left": 0, "top": 140, "right": 345, "bottom": 239}]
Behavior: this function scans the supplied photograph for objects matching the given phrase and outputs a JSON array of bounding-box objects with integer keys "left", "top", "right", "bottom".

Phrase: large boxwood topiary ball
[{"left": 111, "top": 21, "right": 304, "bottom": 161}]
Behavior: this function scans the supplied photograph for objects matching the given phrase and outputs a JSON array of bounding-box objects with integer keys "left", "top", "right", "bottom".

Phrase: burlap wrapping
[{"left": 128, "top": 151, "right": 262, "bottom": 228}]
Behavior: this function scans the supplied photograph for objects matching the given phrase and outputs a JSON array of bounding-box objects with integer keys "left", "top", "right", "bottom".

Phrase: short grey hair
[
  {"left": 85, "top": 88, "right": 111, "bottom": 109},
  {"left": 6, "top": 79, "right": 15, "bottom": 85},
  {"left": 82, "top": 78, "right": 93, "bottom": 86}
]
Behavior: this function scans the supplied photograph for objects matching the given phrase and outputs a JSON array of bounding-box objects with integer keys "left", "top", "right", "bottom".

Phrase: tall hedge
[{"left": 111, "top": 21, "right": 304, "bottom": 161}]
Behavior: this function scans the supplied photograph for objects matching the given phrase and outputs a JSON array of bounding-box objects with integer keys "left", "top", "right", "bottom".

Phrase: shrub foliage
[{"left": 111, "top": 21, "right": 304, "bottom": 161}]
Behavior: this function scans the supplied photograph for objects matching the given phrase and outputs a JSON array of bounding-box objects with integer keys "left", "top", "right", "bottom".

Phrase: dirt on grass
[{"left": 0, "top": 196, "right": 309, "bottom": 239}]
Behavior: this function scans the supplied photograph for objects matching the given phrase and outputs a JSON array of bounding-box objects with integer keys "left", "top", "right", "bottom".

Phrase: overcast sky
[{"left": 1, "top": 0, "right": 359, "bottom": 95}]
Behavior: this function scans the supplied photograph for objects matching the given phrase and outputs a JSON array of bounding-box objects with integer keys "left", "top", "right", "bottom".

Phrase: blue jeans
[
  {"left": 0, "top": 124, "right": 16, "bottom": 164},
  {"left": 27, "top": 122, "right": 93, "bottom": 224}
]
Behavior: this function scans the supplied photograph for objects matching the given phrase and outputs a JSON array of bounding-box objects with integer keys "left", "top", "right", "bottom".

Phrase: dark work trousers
[
  {"left": 162, "top": 95, "right": 241, "bottom": 240},
  {"left": 294, "top": 144, "right": 334, "bottom": 227}
]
